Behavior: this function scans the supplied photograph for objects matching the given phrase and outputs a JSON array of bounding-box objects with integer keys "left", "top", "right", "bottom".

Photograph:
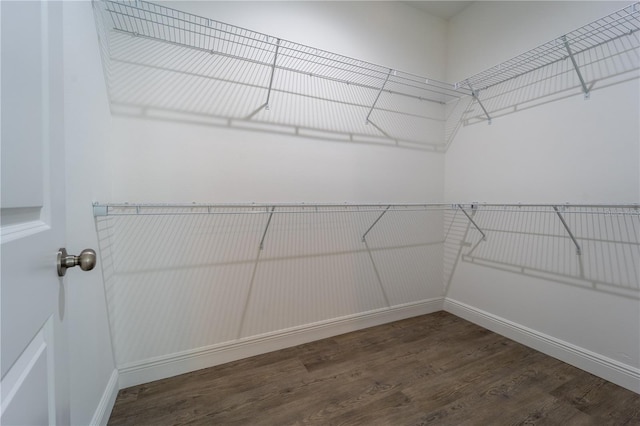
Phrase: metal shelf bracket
[
  {"left": 552, "top": 205, "right": 582, "bottom": 255},
  {"left": 467, "top": 83, "right": 492, "bottom": 124},
  {"left": 362, "top": 205, "right": 391, "bottom": 242},
  {"left": 366, "top": 69, "right": 392, "bottom": 125},
  {"left": 264, "top": 39, "right": 281, "bottom": 111},
  {"left": 259, "top": 206, "right": 276, "bottom": 250},
  {"left": 561, "top": 35, "right": 590, "bottom": 100},
  {"left": 458, "top": 204, "right": 487, "bottom": 241}
]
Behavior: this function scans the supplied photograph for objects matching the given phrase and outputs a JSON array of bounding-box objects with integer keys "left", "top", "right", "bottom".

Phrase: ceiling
[{"left": 404, "top": 1, "right": 474, "bottom": 20}]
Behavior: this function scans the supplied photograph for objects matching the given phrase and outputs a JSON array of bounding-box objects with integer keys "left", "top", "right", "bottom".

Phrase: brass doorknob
[{"left": 57, "top": 248, "right": 97, "bottom": 277}]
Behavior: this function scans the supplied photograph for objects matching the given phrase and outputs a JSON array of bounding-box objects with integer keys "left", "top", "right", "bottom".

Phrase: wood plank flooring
[{"left": 108, "top": 312, "right": 640, "bottom": 425}]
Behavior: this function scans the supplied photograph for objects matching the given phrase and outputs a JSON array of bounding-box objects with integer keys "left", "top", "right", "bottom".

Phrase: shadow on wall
[
  {"left": 447, "top": 31, "right": 640, "bottom": 140},
  {"left": 93, "top": 0, "right": 463, "bottom": 153},
  {"left": 95, "top": 206, "right": 444, "bottom": 367},
  {"left": 94, "top": 1, "right": 639, "bottom": 153},
  {"left": 443, "top": 206, "right": 640, "bottom": 300}
]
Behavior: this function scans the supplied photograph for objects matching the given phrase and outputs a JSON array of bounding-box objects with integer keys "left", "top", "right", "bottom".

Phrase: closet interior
[{"left": 91, "top": 0, "right": 639, "bottom": 393}]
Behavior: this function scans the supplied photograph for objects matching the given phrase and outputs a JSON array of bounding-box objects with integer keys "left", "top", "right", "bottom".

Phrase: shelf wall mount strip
[{"left": 561, "top": 36, "right": 590, "bottom": 100}]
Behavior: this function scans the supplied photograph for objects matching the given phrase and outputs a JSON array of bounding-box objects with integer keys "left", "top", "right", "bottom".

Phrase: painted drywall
[
  {"left": 444, "top": 0, "right": 640, "bottom": 388},
  {"left": 106, "top": 0, "right": 448, "bottom": 203},
  {"left": 100, "top": 1, "right": 449, "bottom": 381},
  {"left": 109, "top": 118, "right": 444, "bottom": 203},
  {"left": 63, "top": 2, "right": 117, "bottom": 424}
]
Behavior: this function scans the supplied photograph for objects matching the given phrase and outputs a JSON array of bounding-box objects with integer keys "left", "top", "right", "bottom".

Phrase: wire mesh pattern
[
  {"left": 443, "top": 204, "right": 640, "bottom": 297},
  {"left": 95, "top": 0, "right": 467, "bottom": 149},
  {"left": 95, "top": 203, "right": 445, "bottom": 366},
  {"left": 458, "top": 2, "right": 640, "bottom": 91},
  {"left": 95, "top": 202, "right": 638, "bottom": 369},
  {"left": 95, "top": 1, "right": 640, "bottom": 148},
  {"left": 102, "top": 0, "right": 463, "bottom": 103}
]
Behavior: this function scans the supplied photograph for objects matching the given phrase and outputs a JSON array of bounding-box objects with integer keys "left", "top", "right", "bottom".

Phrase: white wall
[
  {"left": 107, "top": 0, "right": 448, "bottom": 203},
  {"left": 109, "top": 118, "right": 444, "bottom": 203},
  {"left": 63, "top": 2, "right": 117, "bottom": 424},
  {"left": 444, "top": 1, "right": 640, "bottom": 392},
  {"left": 99, "top": 1, "right": 449, "bottom": 386}
]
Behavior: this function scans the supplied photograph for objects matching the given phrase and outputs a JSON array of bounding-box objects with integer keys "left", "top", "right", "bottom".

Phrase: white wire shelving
[
  {"left": 93, "top": 202, "right": 639, "bottom": 255},
  {"left": 96, "top": 0, "right": 471, "bottom": 149},
  {"left": 457, "top": 2, "right": 640, "bottom": 108},
  {"left": 101, "top": 0, "right": 465, "bottom": 104},
  {"left": 95, "top": 1, "right": 640, "bottom": 145}
]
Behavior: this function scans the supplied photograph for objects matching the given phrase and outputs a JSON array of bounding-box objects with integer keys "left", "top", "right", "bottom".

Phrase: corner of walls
[{"left": 442, "top": 0, "right": 640, "bottom": 395}]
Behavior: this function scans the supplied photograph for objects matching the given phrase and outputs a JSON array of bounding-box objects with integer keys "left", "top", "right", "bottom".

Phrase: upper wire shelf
[
  {"left": 96, "top": 1, "right": 639, "bottom": 147},
  {"left": 101, "top": 0, "right": 467, "bottom": 104},
  {"left": 457, "top": 2, "right": 640, "bottom": 91}
]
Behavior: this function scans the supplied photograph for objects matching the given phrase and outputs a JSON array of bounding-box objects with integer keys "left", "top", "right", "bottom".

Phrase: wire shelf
[
  {"left": 457, "top": 2, "right": 640, "bottom": 91},
  {"left": 96, "top": 1, "right": 640, "bottom": 147},
  {"left": 101, "top": 0, "right": 466, "bottom": 104}
]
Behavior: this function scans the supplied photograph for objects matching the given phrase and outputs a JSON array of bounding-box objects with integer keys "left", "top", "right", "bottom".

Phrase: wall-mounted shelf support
[
  {"left": 362, "top": 205, "right": 391, "bottom": 242},
  {"left": 264, "top": 39, "right": 281, "bottom": 111},
  {"left": 259, "top": 206, "right": 276, "bottom": 250},
  {"left": 552, "top": 205, "right": 582, "bottom": 255},
  {"left": 561, "top": 36, "right": 590, "bottom": 100},
  {"left": 458, "top": 204, "right": 487, "bottom": 241},
  {"left": 467, "top": 84, "right": 492, "bottom": 124},
  {"left": 366, "top": 69, "right": 392, "bottom": 125}
]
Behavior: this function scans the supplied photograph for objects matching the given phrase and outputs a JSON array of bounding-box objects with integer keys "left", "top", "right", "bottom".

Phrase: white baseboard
[
  {"left": 443, "top": 298, "right": 640, "bottom": 394},
  {"left": 117, "top": 298, "right": 444, "bottom": 388},
  {"left": 90, "top": 368, "right": 119, "bottom": 426}
]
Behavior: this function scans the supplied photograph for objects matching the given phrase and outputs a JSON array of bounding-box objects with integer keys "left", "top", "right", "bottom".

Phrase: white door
[{"left": 1, "top": 1, "right": 71, "bottom": 424}]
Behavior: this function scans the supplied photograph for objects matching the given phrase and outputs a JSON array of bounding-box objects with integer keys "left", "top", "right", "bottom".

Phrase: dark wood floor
[{"left": 108, "top": 312, "right": 640, "bottom": 425}]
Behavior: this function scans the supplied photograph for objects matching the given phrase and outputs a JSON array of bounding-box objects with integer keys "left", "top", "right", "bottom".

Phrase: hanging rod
[
  {"left": 92, "top": 202, "right": 451, "bottom": 217},
  {"left": 92, "top": 203, "right": 639, "bottom": 217},
  {"left": 454, "top": 203, "right": 640, "bottom": 216},
  {"left": 457, "top": 2, "right": 640, "bottom": 91}
]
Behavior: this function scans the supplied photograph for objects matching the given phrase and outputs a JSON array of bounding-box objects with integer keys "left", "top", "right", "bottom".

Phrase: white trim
[
  {"left": 117, "top": 298, "right": 444, "bottom": 388},
  {"left": 443, "top": 298, "right": 640, "bottom": 394},
  {"left": 89, "top": 369, "right": 119, "bottom": 426}
]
